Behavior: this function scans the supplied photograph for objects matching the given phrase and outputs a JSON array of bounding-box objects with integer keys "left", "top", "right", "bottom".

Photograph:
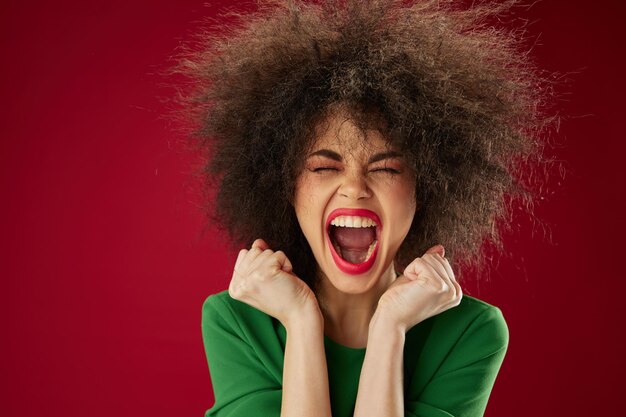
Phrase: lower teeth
[
  {"left": 365, "top": 240, "right": 377, "bottom": 259},
  {"left": 333, "top": 240, "right": 378, "bottom": 264}
]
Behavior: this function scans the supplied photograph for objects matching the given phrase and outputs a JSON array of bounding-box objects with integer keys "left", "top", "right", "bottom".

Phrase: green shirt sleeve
[
  {"left": 201, "top": 291, "right": 508, "bottom": 417},
  {"left": 405, "top": 306, "right": 509, "bottom": 417},
  {"left": 201, "top": 294, "right": 282, "bottom": 417}
]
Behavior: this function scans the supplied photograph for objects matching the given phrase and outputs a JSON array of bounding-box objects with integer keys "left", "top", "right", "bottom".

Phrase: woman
[{"left": 170, "top": 1, "right": 552, "bottom": 416}]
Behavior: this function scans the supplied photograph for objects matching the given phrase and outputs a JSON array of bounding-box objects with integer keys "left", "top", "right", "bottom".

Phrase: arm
[
  {"left": 405, "top": 307, "right": 509, "bottom": 417},
  {"left": 353, "top": 306, "right": 508, "bottom": 417},
  {"left": 353, "top": 311, "right": 406, "bottom": 417},
  {"left": 202, "top": 296, "right": 282, "bottom": 416},
  {"left": 281, "top": 306, "right": 332, "bottom": 417},
  {"left": 202, "top": 295, "right": 333, "bottom": 417},
  {"left": 354, "top": 246, "right": 507, "bottom": 417},
  {"left": 208, "top": 238, "right": 332, "bottom": 416}
]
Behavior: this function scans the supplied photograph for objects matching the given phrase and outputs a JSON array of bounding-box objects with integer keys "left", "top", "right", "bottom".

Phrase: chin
[
  {"left": 318, "top": 255, "right": 391, "bottom": 296},
  {"left": 324, "top": 274, "right": 374, "bottom": 294}
]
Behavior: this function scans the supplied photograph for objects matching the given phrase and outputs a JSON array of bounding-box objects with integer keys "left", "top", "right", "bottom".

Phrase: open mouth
[{"left": 325, "top": 208, "right": 381, "bottom": 275}]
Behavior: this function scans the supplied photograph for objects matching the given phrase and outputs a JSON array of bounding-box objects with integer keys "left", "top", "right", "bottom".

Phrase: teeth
[
  {"left": 333, "top": 241, "right": 342, "bottom": 257},
  {"left": 328, "top": 215, "right": 379, "bottom": 265},
  {"left": 330, "top": 215, "right": 377, "bottom": 228},
  {"left": 365, "top": 239, "right": 377, "bottom": 261},
  {"left": 332, "top": 239, "right": 378, "bottom": 264}
]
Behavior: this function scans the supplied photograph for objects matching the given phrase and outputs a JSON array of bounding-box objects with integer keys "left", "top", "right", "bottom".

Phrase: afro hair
[{"left": 167, "top": 0, "right": 558, "bottom": 289}]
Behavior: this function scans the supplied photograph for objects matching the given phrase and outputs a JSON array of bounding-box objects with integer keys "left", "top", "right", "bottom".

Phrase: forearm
[
  {"left": 353, "top": 311, "right": 406, "bottom": 417},
  {"left": 281, "top": 306, "right": 332, "bottom": 417}
]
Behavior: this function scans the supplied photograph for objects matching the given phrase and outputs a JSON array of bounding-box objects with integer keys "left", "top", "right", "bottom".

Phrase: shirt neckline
[
  {"left": 324, "top": 333, "right": 367, "bottom": 353},
  {"left": 319, "top": 270, "right": 402, "bottom": 353}
]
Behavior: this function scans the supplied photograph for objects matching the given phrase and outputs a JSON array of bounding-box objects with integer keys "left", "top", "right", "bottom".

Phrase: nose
[{"left": 338, "top": 171, "right": 372, "bottom": 200}]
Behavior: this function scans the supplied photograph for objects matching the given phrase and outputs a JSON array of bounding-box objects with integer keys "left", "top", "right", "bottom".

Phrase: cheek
[
  {"left": 385, "top": 180, "right": 417, "bottom": 232},
  {"left": 294, "top": 174, "right": 313, "bottom": 204},
  {"left": 387, "top": 177, "right": 417, "bottom": 207},
  {"left": 293, "top": 177, "right": 323, "bottom": 230},
  {"left": 294, "top": 174, "right": 334, "bottom": 206},
  {"left": 394, "top": 197, "right": 416, "bottom": 230}
]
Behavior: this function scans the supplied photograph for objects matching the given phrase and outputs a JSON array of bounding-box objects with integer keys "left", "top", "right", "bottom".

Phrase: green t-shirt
[{"left": 201, "top": 290, "right": 508, "bottom": 417}]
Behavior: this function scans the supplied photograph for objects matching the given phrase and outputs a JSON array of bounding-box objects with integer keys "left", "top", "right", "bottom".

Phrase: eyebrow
[{"left": 306, "top": 149, "right": 403, "bottom": 164}]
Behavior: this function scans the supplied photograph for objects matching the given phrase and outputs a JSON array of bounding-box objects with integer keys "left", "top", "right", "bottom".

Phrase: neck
[{"left": 315, "top": 263, "right": 398, "bottom": 348}]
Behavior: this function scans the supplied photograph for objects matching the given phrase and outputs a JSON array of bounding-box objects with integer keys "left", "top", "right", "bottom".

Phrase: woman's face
[{"left": 293, "top": 111, "right": 417, "bottom": 295}]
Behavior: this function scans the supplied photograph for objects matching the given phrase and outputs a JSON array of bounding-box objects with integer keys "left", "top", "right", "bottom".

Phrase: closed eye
[
  {"left": 371, "top": 168, "right": 400, "bottom": 174},
  {"left": 311, "top": 167, "right": 400, "bottom": 174}
]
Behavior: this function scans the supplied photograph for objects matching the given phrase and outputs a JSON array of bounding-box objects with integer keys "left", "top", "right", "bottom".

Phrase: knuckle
[
  {"left": 414, "top": 276, "right": 429, "bottom": 286},
  {"left": 412, "top": 258, "right": 427, "bottom": 269},
  {"left": 254, "top": 268, "right": 274, "bottom": 283},
  {"left": 228, "top": 285, "right": 239, "bottom": 299}
]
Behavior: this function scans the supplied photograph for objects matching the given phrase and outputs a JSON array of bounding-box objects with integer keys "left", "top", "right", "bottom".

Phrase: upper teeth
[{"left": 330, "top": 215, "right": 377, "bottom": 228}]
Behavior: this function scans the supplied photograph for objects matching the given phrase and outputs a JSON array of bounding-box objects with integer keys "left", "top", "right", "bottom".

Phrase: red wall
[{"left": 2, "top": 1, "right": 624, "bottom": 416}]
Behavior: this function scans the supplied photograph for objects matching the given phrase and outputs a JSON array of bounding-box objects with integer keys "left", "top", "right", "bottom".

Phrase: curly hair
[{"left": 166, "top": 0, "right": 557, "bottom": 289}]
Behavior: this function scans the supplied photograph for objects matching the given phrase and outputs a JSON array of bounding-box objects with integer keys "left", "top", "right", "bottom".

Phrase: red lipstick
[{"left": 325, "top": 208, "right": 382, "bottom": 275}]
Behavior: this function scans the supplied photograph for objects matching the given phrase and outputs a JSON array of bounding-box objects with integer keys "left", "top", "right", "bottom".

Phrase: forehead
[{"left": 309, "top": 109, "right": 396, "bottom": 156}]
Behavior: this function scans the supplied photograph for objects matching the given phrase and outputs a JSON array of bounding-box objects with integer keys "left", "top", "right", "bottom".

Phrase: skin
[
  {"left": 228, "top": 109, "right": 463, "bottom": 417},
  {"left": 293, "top": 110, "right": 419, "bottom": 347}
]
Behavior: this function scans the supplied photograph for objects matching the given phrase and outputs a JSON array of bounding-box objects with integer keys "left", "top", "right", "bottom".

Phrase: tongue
[
  {"left": 332, "top": 227, "right": 376, "bottom": 249},
  {"left": 331, "top": 226, "right": 376, "bottom": 264}
]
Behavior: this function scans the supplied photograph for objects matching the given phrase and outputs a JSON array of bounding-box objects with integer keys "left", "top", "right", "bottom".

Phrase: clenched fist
[
  {"left": 375, "top": 244, "right": 463, "bottom": 332},
  {"left": 229, "top": 238, "right": 319, "bottom": 327}
]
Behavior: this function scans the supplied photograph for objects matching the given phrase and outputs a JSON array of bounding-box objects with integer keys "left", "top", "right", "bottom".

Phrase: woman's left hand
[{"left": 374, "top": 245, "right": 463, "bottom": 332}]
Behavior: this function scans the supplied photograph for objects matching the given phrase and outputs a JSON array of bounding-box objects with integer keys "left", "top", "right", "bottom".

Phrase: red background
[{"left": 2, "top": 1, "right": 624, "bottom": 416}]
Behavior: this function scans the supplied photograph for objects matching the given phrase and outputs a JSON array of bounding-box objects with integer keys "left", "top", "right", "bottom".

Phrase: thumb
[
  {"left": 273, "top": 250, "right": 294, "bottom": 273},
  {"left": 281, "top": 257, "right": 293, "bottom": 273},
  {"left": 251, "top": 238, "right": 270, "bottom": 251},
  {"left": 425, "top": 244, "right": 445, "bottom": 258}
]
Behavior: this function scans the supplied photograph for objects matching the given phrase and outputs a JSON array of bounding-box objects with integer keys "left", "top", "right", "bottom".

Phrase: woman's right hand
[{"left": 229, "top": 238, "right": 320, "bottom": 327}]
